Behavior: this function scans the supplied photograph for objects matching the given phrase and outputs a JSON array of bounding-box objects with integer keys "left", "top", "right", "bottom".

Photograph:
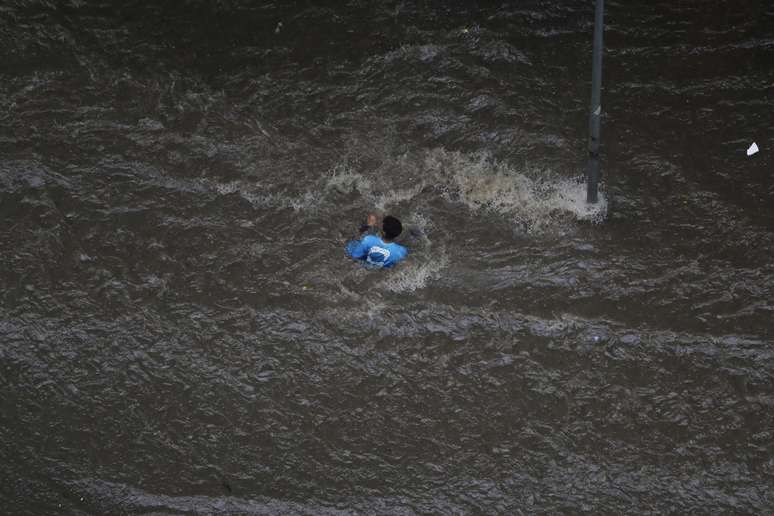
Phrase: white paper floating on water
[{"left": 747, "top": 142, "right": 759, "bottom": 156}]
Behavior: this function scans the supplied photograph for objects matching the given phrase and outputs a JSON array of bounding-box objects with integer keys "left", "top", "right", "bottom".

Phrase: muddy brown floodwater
[{"left": 1, "top": 0, "right": 773, "bottom": 514}]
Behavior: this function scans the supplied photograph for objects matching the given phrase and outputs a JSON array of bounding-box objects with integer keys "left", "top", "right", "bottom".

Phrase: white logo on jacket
[{"left": 366, "top": 246, "right": 390, "bottom": 267}]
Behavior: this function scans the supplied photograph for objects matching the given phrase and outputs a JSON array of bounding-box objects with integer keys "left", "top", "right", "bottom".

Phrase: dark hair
[{"left": 382, "top": 215, "right": 402, "bottom": 240}]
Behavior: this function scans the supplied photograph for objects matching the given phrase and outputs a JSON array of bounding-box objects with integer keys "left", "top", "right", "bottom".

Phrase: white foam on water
[
  {"left": 380, "top": 251, "right": 448, "bottom": 293},
  {"left": 289, "top": 191, "right": 325, "bottom": 212},
  {"left": 322, "top": 147, "right": 606, "bottom": 232},
  {"left": 549, "top": 176, "right": 608, "bottom": 224},
  {"left": 214, "top": 180, "right": 240, "bottom": 195},
  {"left": 236, "top": 190, "right": 286, "bottom": 209},
  {"left": 371, "top": 183, "right": 426, "bottom": 211},
  {"left": 403, "top": 211, "right": 434, "bottom": 241},
  {"left": 325, "top": 163, "right": 373, "bottom": 195},
  {"left": 423, "top": 148, "right": 607, "bottom": 231},
  {"left": 207, "top": 146, "right": 606, "bottom": 241},
  {"left": 379, "top": 211, "right": 447, "bottom": 293},
  {"left": 324, "top": 162, "right": 426, "bottom": 212}
]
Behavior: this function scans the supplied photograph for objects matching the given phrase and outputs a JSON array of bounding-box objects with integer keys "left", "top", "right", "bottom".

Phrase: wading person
[{"left": 346, "top": 213, "right": 408, "bottom": 269}]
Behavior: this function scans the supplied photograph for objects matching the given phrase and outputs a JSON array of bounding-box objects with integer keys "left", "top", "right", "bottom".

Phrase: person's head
[{"left": 382, "top": 215, "right": 402, "bottom": 241}]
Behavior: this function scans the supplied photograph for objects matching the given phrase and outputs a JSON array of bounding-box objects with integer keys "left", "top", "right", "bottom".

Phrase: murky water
[{"left": 2, "top": 0, "right": 773, "bottom": 513}]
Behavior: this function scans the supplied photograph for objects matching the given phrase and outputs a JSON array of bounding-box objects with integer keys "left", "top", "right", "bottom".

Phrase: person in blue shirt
[{"left": 346, "top": 213, "right": 408, "bottom": 269}]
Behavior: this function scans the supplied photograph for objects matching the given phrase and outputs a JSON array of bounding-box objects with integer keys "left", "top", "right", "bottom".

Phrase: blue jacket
[{"left": 346, "top": 235, "right": 408, "bottom": 268}]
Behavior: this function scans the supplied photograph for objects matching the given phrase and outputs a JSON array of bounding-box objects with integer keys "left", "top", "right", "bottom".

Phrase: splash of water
[
  {"left": 380, "top": 251, "right": 448, "bottom": 292},
  {"left": 423, "top": 148, "right": 607, "bottom": 230},
  {"left": 322, "top": 147, "right": 607, "bottom": 230},
  {"left": 210, "top": 145, "right": 606, "bottom": 235}
]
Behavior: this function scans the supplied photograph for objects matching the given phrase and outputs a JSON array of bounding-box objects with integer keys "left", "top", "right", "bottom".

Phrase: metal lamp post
[{"left": 586, "top": 0, "right": 604, "bottom": 204}]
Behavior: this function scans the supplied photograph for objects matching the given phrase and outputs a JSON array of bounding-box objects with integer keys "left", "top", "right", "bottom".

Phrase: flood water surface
[{"left": 1, "top": 1, "right": 773, "bottom": 513}]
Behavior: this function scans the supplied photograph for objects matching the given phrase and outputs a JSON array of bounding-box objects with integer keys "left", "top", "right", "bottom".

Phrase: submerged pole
[{"left": 586, "top": 0, "right": 604, "bottom": 204}]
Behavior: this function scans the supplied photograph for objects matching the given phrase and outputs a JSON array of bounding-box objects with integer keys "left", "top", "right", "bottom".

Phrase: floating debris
[{"left": 747, "top": 142, "right": 759, "bottom": 156}]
